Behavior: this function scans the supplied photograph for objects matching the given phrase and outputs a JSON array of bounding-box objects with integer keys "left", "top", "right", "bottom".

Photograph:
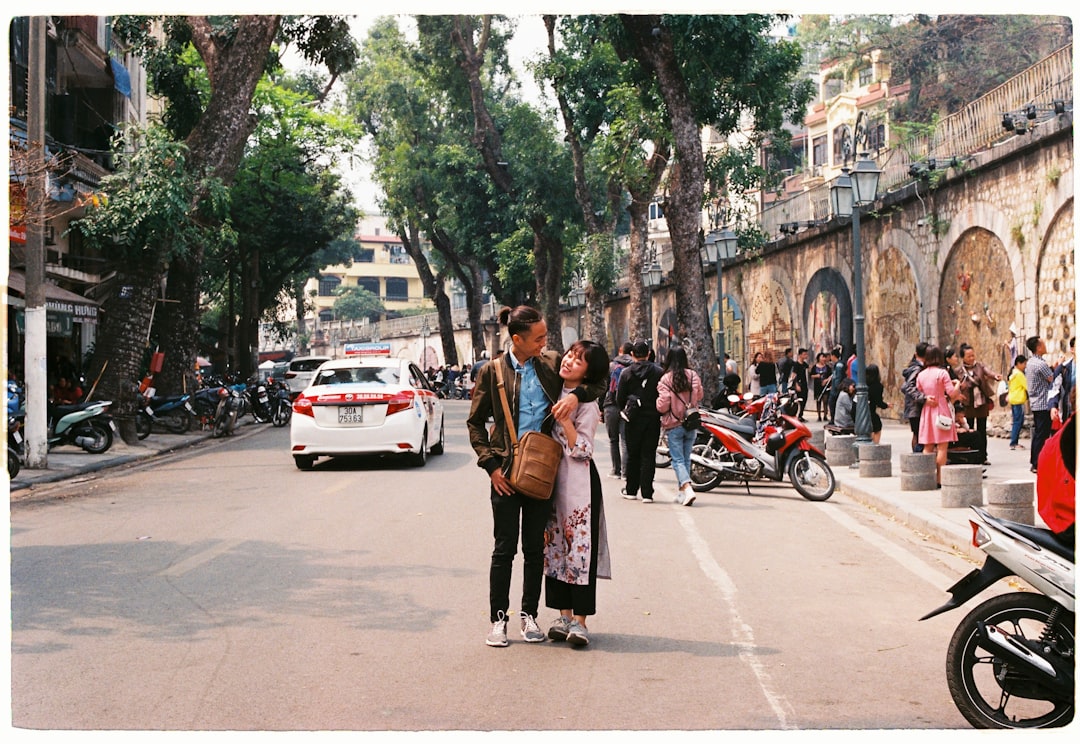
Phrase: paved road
[{"left": 10, "top": 403, "right": 1024, "bottom": 732}]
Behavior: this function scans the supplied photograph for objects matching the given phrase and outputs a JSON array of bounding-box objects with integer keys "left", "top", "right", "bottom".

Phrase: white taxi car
[{"left": 289, "top": 344, "right": 445, "bottom": 470}]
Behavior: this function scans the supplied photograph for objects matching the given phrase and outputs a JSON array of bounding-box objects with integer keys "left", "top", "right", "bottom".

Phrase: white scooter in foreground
[{"left": 920, "top": 505, "right": 1074, "bottom": 728}]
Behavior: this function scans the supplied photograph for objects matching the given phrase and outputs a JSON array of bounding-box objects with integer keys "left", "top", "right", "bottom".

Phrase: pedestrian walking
[
  {"left": 616, "top": 340, "right": 663, "bottom": 503},
  {"left": 1024, "top": 335, "right": 1059, "bottom": 474},
  {"left": 901, "top": 342, "right": 928, "bottom": 453},
  {"left": 828, "top": 347, "right": 846, "bottom": 424},
  {"left": 792, "top": 348, "right": 810, "bottom": 421},
  {"left": 917, "top": 345, "right": 963, "bottom": 487},
  {"left": 747, "top": 351, "right": 763, "bottom": 396},
  {"left": 866, "top": 363, "right": 890, "bottom": 443},
  {"left": 602, "top": 342, "right": 633, "bottom": 479},
  {"left": 957, "top": 343, "right": 1002, "bottom": 466},
  {"left": 757, "top": 350, "right": 778, "bottom": 395},
  {"left": 544, "top": 340, "right": 611, "bottom": 648},
  {"left": 466, "top": 305, "right": 606, "bottom": 648},
  {"left": 1056, "top": 337, "right": 1075, "bottom": 422},
  {"left": 1007, "top": 355, "right": 1028, "bottom": 449},
  {"left": 655, "top": 345, "right": 704, "bottom": 506},
  {"left": 777, "top": 347, "right": 794, "bottom": 393},
  {"left": 811, "top": 352, "right": 830, "bottom": 421}
]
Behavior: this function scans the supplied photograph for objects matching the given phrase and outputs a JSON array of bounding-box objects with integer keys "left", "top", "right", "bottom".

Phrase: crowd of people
[{"left": 464, "top": 307, "right": 1075, "bottom": 649}]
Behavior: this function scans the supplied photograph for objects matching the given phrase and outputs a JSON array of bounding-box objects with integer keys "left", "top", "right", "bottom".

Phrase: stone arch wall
[
  {"left": 1036, "top": 198, "right": 1075, "bottom": 357},
  {"left": 801, "top": 267, "right": 852, "bottom": 359}
]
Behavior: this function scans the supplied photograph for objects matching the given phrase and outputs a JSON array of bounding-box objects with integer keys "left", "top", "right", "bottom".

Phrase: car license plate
[
  {"left": 338, "top": 406, "right": 363, "bottom": 424},
  {"left": 12, "top": 430, "right": 22, "bottom": 444}
]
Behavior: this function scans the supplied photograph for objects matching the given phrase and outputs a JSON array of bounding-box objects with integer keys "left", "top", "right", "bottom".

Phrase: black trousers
[
  {"left": 1031, "top": 409, "right": 1053, "bottom": 469},
  {"left": 623, "top": 415, "right": 661, "bottom": 499},
  {"left": 603, "top": 404, "right": 626, "bottom": 476},
  {"left": 489, "top": 487, "right": 553, "bottom": 622},
  {"left": 545, "top": 461, "right": 602, "bottom": 617},
  {"left": 964, "top": 415, "right": 988, "bottom": 463}
]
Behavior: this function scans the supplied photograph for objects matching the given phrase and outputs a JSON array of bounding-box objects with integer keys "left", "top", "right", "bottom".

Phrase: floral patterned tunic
[{"left": 543, "top": 388, "right": 611, "bottom": 585}]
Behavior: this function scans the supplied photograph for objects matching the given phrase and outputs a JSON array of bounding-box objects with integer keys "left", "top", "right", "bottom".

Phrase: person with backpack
[
  {"left": 602, "top": 342, "right": 633, "bottom": 479},
  {"left": 616, "top": 340, "right": 663, "bottom": 503},
  {"left": 655, "top": 345, "right": 704, "bottom": 506},
  {"left": 900, "top": 343, "right": 929, "bottom": 453}
]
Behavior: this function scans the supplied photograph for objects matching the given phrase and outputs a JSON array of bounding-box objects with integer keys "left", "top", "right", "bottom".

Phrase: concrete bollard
[
  {"left": 809, "top": 428, "right": 825, "bottom": 450},
  {"left": 986, "top": 479, "right": 1035, "bottom": 525},
  {"left": 856, "top": 443, "right": 892, "bottom": 477},
  {"left": 826, "top": 434, "right": 856, "bottom": 467},
  {"left": 900, "top": 453, "right": 938, "bottom": 491},
  {"left": 941, "top": 464, "right": 984, "bottom": 508}
]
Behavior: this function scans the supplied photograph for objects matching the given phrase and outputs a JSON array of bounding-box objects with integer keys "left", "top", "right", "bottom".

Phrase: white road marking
[{"left": 675, "top": 508, "right": 797, "bottom": 730}]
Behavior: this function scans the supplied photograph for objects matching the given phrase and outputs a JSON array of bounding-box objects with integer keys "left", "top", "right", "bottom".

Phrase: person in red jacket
[{"left": 1037, "top": 413, "right": 1075, "bottom": 545}]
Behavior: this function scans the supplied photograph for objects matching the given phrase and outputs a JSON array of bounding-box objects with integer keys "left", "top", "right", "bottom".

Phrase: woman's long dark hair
[
  {"left": 866, "top": 363, "right": 882, "bottom": 388},
  {"left": 663, "top": 345, "right": 692, "bottom": 393}
]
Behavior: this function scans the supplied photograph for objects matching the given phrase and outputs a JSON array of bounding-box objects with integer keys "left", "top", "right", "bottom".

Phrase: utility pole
[{"left": 23, "top": 16, "right": 49, "bottom": 468}]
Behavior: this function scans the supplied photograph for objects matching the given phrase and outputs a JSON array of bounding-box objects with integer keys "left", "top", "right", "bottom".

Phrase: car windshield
[{"left": 314, "top": 366, "right": 400, "bottom": 386}]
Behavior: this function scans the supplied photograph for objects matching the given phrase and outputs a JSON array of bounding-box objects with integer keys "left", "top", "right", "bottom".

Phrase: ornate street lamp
[
  {"left": 704, "top": 226, "right": 739, "bottom": 367},
  {"left": 831, "top": 151, "right": 881, "bottom": 444}
]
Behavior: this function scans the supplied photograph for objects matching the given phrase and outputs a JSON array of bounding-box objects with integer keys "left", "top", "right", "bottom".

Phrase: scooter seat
[
  {"left": 706, "top": 411, "right": 757, "bottom": 438},
  {"left": 149, "top": 395, "right": 185, "bottom": 407},
  {"left": 50, "top": 402, "right": 98, "bottom": 415}
]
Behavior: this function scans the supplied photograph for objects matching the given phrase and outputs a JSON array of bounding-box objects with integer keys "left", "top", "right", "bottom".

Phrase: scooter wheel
[
  {"left": 946, "top": 592, "right": 1074, "bottom": 728},
  {"left": 787, "top": 452, "right": 834, "bottom": 501},
  {"left": 136, "top": 412, "right": 152, "bottom": 440},
  {"left": 8, "top": 447, "right": 20, "bottom": 479},
  {"left": 80, "top": 421, "right": 113, "bottom": 454}
]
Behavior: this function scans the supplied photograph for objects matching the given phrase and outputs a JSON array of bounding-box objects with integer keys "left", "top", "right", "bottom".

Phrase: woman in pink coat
[{"left": 917, "top": 345, "right": 963, "bottom": 487}]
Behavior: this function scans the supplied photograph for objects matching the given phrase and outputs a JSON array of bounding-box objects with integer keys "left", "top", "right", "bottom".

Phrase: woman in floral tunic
[{"left": 544, "top": 340, "right": 611, "bottom": 647}]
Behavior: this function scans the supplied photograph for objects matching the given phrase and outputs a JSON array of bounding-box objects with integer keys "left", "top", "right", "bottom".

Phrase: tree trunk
[
  {"left": 86, "top": 258, "right": 166, "bottom": 444},
  {"left": 155, "top": 16, "right": 281, "bottom": 390},
  {"left": 619, "top": 15, "right": 718, "bottom": 400}
]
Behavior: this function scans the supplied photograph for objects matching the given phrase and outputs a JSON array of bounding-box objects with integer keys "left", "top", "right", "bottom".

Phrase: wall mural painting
[
  {"left": 867, "top": 244, "right": 922, "bottom": 410},
  {"left": 712, "top": 295, "right": 744, "bottom": 370},
  {"left": 746, "top": 280, "right": 792, "bottom": 360},
  {"left": 938, "top": 228, "right": 1016, "bottom": 375}
]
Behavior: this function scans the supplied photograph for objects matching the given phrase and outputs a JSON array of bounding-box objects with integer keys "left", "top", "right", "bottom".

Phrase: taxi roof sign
[{"left": 343, "top": 342, "right": 392, "bottom": 357}]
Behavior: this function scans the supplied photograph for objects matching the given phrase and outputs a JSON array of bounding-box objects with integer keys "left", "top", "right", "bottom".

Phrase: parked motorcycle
[
  {"left": 246, "top": 378, "right": 273, "bottom": 423},
  {"left": 920, "top": 506, "right": 1074, "bottom": 728},
  {"left": 8, "top": 400, "right": 115, "bottom": 454},
  {"left": 135, "top": 387, "right": 195, "bottom": 439},
  {"left": 687, "top": 393, "right": 835, "bottom": 500},
  {"left": 265, "top": 376, "right": 292, "bottom": 428},
  {"left": 212, "top": 385, "right": 242, "bottom": 437}
]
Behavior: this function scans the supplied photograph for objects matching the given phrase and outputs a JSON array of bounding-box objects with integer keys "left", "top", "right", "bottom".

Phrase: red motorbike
[{"left": 688, "top": 393, "right": 835, "bottom": 501}]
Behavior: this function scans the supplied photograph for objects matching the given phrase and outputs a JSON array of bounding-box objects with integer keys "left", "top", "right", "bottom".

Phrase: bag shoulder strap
[{"left": 493, "top": 360, "right": 518, "bottom": 446}]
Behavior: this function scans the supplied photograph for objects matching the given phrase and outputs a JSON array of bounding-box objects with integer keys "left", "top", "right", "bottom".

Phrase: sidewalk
[
  {"left": 827, "top": 419, "right": 1045, "bottom": 562},
  {"left": 7, "top": 419, "right": 262, "bottom": 494}
]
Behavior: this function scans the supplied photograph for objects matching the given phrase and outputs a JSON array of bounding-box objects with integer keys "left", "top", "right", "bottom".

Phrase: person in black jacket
[
  {"left": 616, "top": 340, "right": 663, "bottom": 503},
  {"left": 603, "top": 342, "right": 633, "bottom": 479}
]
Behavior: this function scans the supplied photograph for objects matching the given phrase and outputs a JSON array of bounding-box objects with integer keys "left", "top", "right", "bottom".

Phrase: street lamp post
[
  {"left": 419, "top": 319, "right": 430, "bottom": 368},
  {"left": 704, "top": 226, "right": 739, "bottom": 372},
  {"left": 642, "top": 242, "right": 663, "bottom": 345},
  {"left": 568, "top": 271, "right": 586, "bottom": 340},
  {"left": 831, "top": 152, "right": 881, "bottom": 445}
]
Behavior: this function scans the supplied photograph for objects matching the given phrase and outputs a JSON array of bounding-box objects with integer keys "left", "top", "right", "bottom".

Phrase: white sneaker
[
  {"left": 520, "top": 612, "right": 545, "bottom": 643},
  {"left": 486, "top": 612, "right": 508, "bottom": 647},
  {"left": 680, "top": 484, "right": 696, "bottom": 506}
]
